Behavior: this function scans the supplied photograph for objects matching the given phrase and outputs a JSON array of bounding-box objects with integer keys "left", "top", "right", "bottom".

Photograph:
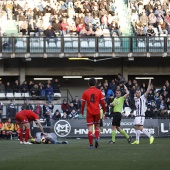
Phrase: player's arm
[
  {"left": 81, "top": 93, "right": 86, "bottom": 116},
  {"left": 101, "top": 98, "right": 106, "bottom": 114},
  {"left": 123, "top": 84, "right": 129, "bottom": 99},
  {"left": 35, "top": 119, "right": 45, "bottom": 134},
  {"left": 144, "top": 79, "right": 151, "bottom": 98}
]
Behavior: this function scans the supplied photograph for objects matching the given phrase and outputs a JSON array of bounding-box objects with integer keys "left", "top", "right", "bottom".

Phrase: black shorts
[{"left": 112, "top": 112, "right": 122, "bottom": 127}]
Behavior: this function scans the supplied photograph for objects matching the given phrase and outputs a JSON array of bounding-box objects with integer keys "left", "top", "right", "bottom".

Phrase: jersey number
[{"left": 90, "top": 94, "right": 95, "bottom": 103}]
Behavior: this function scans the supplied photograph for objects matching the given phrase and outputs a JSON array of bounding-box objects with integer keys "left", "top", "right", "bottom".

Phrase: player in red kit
[
  {"left": 15, "top": 105, "right": 45, "bottom": 144},
  {"left": 81, "top": 78, "right": 106, "bottom": 149}
]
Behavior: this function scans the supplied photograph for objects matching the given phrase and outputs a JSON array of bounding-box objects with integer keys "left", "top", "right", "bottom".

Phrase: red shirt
[
  {"left": 81, "top": 86, "right": 106, "bottom": 115},
  {"left": 15, "top": 110, "right": 39, "bottom": 123}
]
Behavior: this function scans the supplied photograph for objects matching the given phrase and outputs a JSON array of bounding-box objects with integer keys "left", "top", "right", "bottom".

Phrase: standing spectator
[
  {"left": 43, "top": 101, "right": 54, "bottom": 126},
  {"left": 21, "top": 99, "right": 33, "bottom": 111},
  {"left": 34, "top": 103, "right": 43, "bottom": 118},
  {"left": 52, "top": 79, "right": 60, "bottom": 93},
  {"left": 81, "top": 78, "right": 106, "bottom": 149},
  {"left": 6, "top": 100, "right": 17, "bottom": 118},
  {"left": 0, "top": 102, "right": 4, "bottom": 118},
  {"left": 45, "top": 84, "right": 54, "bottom": 103},
  {"left": 5, "top": 82, "right": 13, "bottom": 93},
  {"left": 109, "top": 85, "right": 131, "bottom": 144}
]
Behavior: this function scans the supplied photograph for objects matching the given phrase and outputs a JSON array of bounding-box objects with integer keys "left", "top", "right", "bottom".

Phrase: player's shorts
[
  {"left": 134, "top": 116, "right": 145, "bottom": 126},
  {"left": 112, "top": 112, "right": 121, "bottom": 127},
  {"left": 86, "top": 114, "right": 100, "bottom": 126},
  {"left": 15, "top": 113, "right": 29, "bottom": 124}
]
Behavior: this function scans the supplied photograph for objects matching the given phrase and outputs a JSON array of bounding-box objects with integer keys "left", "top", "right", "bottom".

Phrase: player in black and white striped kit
[{"left": 131, "top": 79, "right": 154, "bottom": 144}]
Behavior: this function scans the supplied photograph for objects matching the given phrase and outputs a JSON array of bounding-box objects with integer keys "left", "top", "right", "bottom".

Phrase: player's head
[
  {"left": 136, "top": 89, "right": 141, "bottom": 98},
  {"left": 88, "top": 78, "right": 96, "bottom": 86},
  {"left": 115, "top": 89, "right": 121, "bottom": 98}
]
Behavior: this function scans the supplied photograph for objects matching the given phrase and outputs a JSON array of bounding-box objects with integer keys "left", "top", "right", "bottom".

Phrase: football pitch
[{"left": 0, "top": 138, "right": 170, "bottom": 170}]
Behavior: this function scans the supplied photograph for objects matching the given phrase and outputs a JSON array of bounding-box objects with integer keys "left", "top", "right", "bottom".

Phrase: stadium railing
[{"left": 0, "top": 36, "right": 169, "bottom": 56}]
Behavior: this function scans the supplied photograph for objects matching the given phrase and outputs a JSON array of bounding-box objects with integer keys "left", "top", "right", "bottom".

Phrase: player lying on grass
[{"left": 30, "top": 132, "right": 68, "bottom": 144}]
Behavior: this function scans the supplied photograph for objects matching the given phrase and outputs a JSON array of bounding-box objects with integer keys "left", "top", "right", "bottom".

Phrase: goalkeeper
[{"left": 30, "top": 132, "right": 68, "bottom": 144}]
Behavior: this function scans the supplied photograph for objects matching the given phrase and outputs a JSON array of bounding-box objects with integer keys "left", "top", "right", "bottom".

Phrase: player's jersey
[
  {"left": 135, "top": 94, "right": 146, "bottom": 116},
  {"left": 81, "top": 87, "right": 105, "bottom": 115},
  {"left": 16, "top": 110, "right": 39, "bottom": 122},
  {"left": 112, "top": 97, "right": 125, "bottom": 113}
]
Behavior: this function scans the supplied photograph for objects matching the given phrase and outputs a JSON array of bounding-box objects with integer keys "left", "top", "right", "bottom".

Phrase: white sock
[
  {"left": 136, "top": 130, "right": 141, "bottom": 141},
  {"left": 142, "top": 129, "right": 151, "bottom": 138}
]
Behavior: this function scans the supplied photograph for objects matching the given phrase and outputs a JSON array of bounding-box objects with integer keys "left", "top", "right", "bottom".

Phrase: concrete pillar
[
  {"left": 19, "top": 66, "right": 26, "bottom": 84},
  {"left": 122, "top": 59, "right": 128, "bottom": 82}
]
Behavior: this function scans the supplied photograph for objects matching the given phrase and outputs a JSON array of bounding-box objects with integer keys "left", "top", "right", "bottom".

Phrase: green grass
[{"left": 0, "top": 138, "right": 170, "bottom": 170}]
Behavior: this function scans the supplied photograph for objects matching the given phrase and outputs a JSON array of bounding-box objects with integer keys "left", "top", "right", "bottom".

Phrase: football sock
[
  {"left": 120, "top": 129, "right": 129, "bottom": 139},
  {"left": 95, "top": 128, "right": 100, "bottom": 140},
  {"left": 88, "top": 131, "right": 93, "bottom": 145},
  {"left": 136, "top": 130, "right": 141, "bottom": 141},
  {"left": 19, "top": 129, "right": 23, "bottom": 142},
  {"left": 111, "top": 130, "right": 116, "bottom": 142},
  {"left": 142, "top": 129, "right": 151, "bottom": 138},
  {"left": 25, "top": 128, "right": 29, "bottom": 142}
]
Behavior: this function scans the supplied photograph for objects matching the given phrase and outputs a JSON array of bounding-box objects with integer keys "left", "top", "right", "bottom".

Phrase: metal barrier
[{"left": 1, "top": 36, "right": 169, "bottom": 54}]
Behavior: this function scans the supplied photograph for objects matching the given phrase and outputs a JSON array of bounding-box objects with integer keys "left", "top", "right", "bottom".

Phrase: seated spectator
[
  {"left": 2, "top": 32, "right": 9, "bottom": 50},
  {"left": 91, "top": 3, "right": 100, "bottom": 17},
  {"left": 52, "top": 109, "right": 61, "bottom": 120},
  {"left": 5, "top": 82, "right": 13, "bottom": 93},
  {"left": 68, "top": 109, "right": 79, "bottom": 119},
  {"left": 158, "top": 18, "right": 168, "bottom": 35},
  {"left": 156, "top": 12, "right": 164, "bottom": 23},
  {"left": 85, "top": 27, "right": 95, "bottom": 36},
  {"left": 128, "top": 110, "right": 135, "bottom": 119},
  {"left": 30, "top": 84, "right": 39, "bottom": 97},
  {"left": 92, "top": 15, "right": 100, "bottom": 28},
  {"left": 20, "top": 80, "right": 29, "bottom": 93},
  {"left": 109, "top": 21, "right": 120, "bottom": 36},
  {"left": 28, "top": 19, "right": 38, "bottom": 36},
  {"left": 37, "top": 19, "right": 45, "bottom": 35},
  {"left": 69, "top": 22, "right": 77, "bottom": 35},
  {"left": 140, "top": 12, "right": 148, "bottom": 29},
  {"left": 75, "top": 13, "right": 85, "bottom": 25},
  {"left": 60, "top": 18, "right": 70, "bottom": 35},
  {"left": 74, "top": 1, "right": 84, "bottom": 13},
  {"left": 101, "top": 14, "right": 108, "bottom": 29},
  {"left": 45, "top": 25, "right": 58, "bottom": 46},
  {"left": 155, "top": 5, "right": 164, "bottom": 16},
  {"left": 3, "top": 118, "right": 14, "bottom": 139},
  {"left": 52, "top": 18, "right": 62, "bottom": 36},
  {"left": 136, "top": 26, "right": 146, "bottom": 36},
  {"left": 152, "top": 107, "right": 160, "bottom": 118},
  {"left": 20, "top": 21, "right": 28, "bottom": 35},
  {"left": 0, "top": 80, "right": 5, "bottom": 92},
  {"left": 164, "top": 11, "right": 170, "bottom": 34},
  {"left": 148, "top": 12, "right": 157, "bottom": 27},
  {"left": 85, "top": 22, "right": 94, "bottom": 31},
  {"left": 94, "top": 27, "right": 103, "bottom": 37},
  {"left": 45, "top": 84, "right": 54, "bottom": 103},
  {"left": 38, "top": 82, "right": 45, "bottom": 97},
  {"left": 134, "top": 19, "right": 143, "bottom": 33},
  {"left": 76, "top": 22, "right": 85, "bottom": 35},
  {"left": 84, "top": 13, "right": 93, "bottom": 26},
  {"left": 147, "top": 25, "right": 155, "bottom": 36},
  {"left": 145, "top": 107, "right": 153, "bottom": 118},
  {"left": 61, "top": 99, "right": 70, "bottom": 115},
  {"left": 83, "top": 1, "right": 91, "bottom": 14},
  {"left": 62, "top": 112, "right": 68, "bottom": 119},
  {"left": 34, "top": 103, "right": 43, "bottom": 118},
  {"left": 160, "top": 108, "right": 169, "bottom": 118},
  {"left": 72, "top": 96, "right": 81, "bottom": 113}
]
